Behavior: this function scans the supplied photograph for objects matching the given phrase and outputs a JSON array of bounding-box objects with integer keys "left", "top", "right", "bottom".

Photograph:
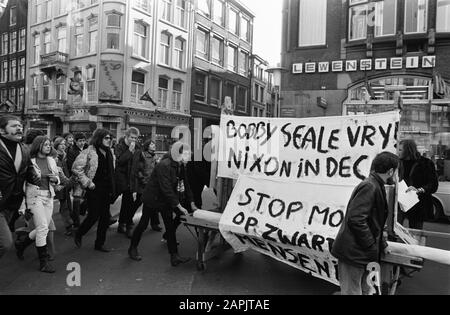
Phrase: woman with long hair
[
  {"left": 72, "top": 129, "right": 116, "bottom": 252},
  {"left": 21, "top": 136, "right": 60, "bottom": 273},
  {"left": 399, "top": 139, "right": 439, "bottom": 229}
]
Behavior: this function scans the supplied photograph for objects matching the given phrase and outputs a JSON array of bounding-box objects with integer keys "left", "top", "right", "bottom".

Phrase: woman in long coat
[{"left": 398, "top": 139, "right": 439, "bottom": 229}]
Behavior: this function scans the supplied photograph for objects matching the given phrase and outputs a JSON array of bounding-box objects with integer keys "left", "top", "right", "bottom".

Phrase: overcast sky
[{"left": 244, "top": 0, "right": 282, "bottom": 66}]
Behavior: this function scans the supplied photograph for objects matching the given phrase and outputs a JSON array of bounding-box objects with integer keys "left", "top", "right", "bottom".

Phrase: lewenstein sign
[
  {"left": 219, "top": 177, "right": 354, "bottom": 285},
  {"left": 218, "top": 111, "right": 400, "bottom": 186},
  {"left": 292, "top": 56, "right": 436, "bottom": 74}
]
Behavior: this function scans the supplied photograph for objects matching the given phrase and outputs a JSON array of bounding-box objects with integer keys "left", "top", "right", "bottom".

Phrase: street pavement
[{"left": 0, "top": 199, "right": 449, "bottom": 295}]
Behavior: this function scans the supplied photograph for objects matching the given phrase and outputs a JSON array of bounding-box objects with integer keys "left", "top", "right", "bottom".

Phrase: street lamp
[{"left": 267, "top": 65, "right": 286, "bottom": 118}]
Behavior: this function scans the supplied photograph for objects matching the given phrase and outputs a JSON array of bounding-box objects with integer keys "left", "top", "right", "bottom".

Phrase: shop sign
[{"left": 292, "top": 56, "right": 436, "bottom": 74}]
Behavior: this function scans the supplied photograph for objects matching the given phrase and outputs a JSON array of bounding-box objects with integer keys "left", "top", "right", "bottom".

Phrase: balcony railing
[{"left": 40, "top": 51, "right": 69, "bottom": 72}]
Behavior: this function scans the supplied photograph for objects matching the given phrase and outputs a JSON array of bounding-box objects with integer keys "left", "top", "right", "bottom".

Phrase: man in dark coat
[
  {"left": 0, "top": 115, "right": 40, "bottom": 259},
  {"left": 139, "top": 144, "right": 197, "bottom": 266},
  {"left": 115, "top": 127, "right": 141, "bottom": 238},
  {"left": 66, "top": 133, "right": 87, "bottom": 175},
  {"left": 331, "top": 152, "right": 399, "bottom": 295},
  {"left": 66, "top": 133, "right": 88, "bottom": 226}
]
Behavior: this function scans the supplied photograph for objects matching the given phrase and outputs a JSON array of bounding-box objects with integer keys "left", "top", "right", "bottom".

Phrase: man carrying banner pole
[{"left": 331, "top": 152, "right": 399, "bottom": 295}]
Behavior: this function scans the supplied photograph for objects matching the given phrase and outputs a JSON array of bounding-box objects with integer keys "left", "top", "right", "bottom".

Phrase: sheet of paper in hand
[{"left": 398, "top": 181, "right": 420, "bottom": 213}]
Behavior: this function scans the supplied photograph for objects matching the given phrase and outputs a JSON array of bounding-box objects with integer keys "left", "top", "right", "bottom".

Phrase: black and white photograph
[{"left": 0, "top": 0, "right": 450, "bottom": 299}]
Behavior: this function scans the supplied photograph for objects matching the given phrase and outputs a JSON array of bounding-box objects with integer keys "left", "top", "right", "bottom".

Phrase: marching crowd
[
  {"left": 0, "top": 115, "right": 210, "bottom": 274},
  {"left": 0, "top": 114, "right": 440, "bottom": 295}
]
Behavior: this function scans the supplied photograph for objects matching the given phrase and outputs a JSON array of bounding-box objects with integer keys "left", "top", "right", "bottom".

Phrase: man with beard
[
  {"left": 331, "top": 152, "right": 398, "bottom": 295},
  {"left": 0, "top": 115, "right": 40, "bottom": 259}
]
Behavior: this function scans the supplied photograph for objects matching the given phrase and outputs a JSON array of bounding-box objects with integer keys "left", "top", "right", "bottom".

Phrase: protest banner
[
  {"left": 218, "top": 111, "right": 400, "bottom": 185},
  {"left": 219, "top": 176, "right": 355, "bottom": 285},
  {"left": 217, "top": 111, "right": 400, "bottom": 285}
]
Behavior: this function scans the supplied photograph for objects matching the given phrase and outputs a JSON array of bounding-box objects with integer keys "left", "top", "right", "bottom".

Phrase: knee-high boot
[
  {"left": 15, "top": 233, "right": 34, "bottom": 260},
  {"left": 36, "top": 245, "right": 55, "bottom": 273},
  {"left": 46, "top": 231, "right": 55, "bottom": 261}
]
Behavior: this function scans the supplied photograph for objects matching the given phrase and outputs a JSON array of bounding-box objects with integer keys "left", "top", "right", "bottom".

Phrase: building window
[
  {"left": 19, "top": 29, "right": 26, "bottom": 51},
  {"left": 86, "top": 67, "right": 96, "bottom": 102},
  {"left": 19, "top": 57, "right": 25, "bottom": 80},
  {"left": 159, "top": 32, "right": 171, "bottom": 65},
  {"left": 87, "top": 30, "right": 98, "bottom": 53},
  {"left": 9, "top": 59, "right": 16, "bottom": 82},
  {"left": 74, "top": 23, "right": 83, "bottom": 56},
  {"left": 237, "top": 86, "right": 247, "bottom": 112},
  {"left": 254, "top": 84, "right": 259, "bottom": 101},
  {"left": 196, "top": 29, "right": 209, "bottom": 59},
  {"left": 404, "top": 0, "right": 428, "bottom": 34},
  {"left": 106, "top": 13, "right": 121, "bottom": 50},
  {"left": 172, "top": 81, "right": 182, "bottom": 111},
  {"left": 10, "top": 6, "right": 17, "bottom": 26},
  {"left": 211, "top": 36, "right": 224, "bottom": 65},
  {"left": 224, "top": 82, "right": 235, "bottom": 108},
  {"left": 437, "top": 0, "right": 450, "bottom": 32},
  {"left": 35, "top": 0, "right": 52, "bottom": 23},
  {"left": 194, "top": 72, "right": 207, "bottom": 102},
  {"left": 88, "top": 17, "right": 98, "bottom": 53},
  {"left": 9, "top": 88, "right": 16, "bottom": 106},
  {"left": 107, "top": 33, "right": 119, "bottom": 49},
  {"left": 260, "top": 86, "right": 265, "bottom": 103},
  {"left": 213, "top": 0, "right": 224, "bottom": 26},
  {"left": 57, "top": 0, "right": 68, "bottom": 15},
  {"left": 42, "top": 74, "right": 50, "bottom": 100},
  {"left": 32, "top": 76, "right": 39, "bottom": 105},
  {"left": 0, "top": 89, "right": 6, "bottom": 103},
  {"left": 18, "top": 87, "right": 24, "bottom": 110},
  {"left": 33, "top": 34, "right": 40, "bottom": 64},
  {"left": 2, "top": 33, "right": 8, "bottom": 55},
  {"left": 43, "top": 30, "right": 51, "bottom": 54},
  {"left": 174, "top": 38, "right": 185, "bottom": 69},
  {"left": 162, "top": 0, "right": 173, "bottom": 21},
  {"left": 134, "top": 0, "right": 151, "bottom": 12},
  {"left": 210, "top": 77, "right": 221, "bottom": 106},
  {"left": 1, "top": 61, "right": 7, "bottom": 82},
  {"left": 349, "top": 0, "right": 367, "bottom": 41},
  {"left": 133, "top": 22, "right": 148, "bottom": 58},
  {"left": 374, "top": 0, "right": 397, "bottom": 37},
  {"left": 241, "top": 17, "right": 250, "bottom": 42},
  {"left": 56, "top": 75, "right": 65, "bottom": 100},
  {"left": 10, "top": 32, "right": 17, "bottom": 53},
  {"left": 57, "top": 27, "right": 67, "bottom": 53},
  {"left": 107, "top": 13, "right": 121, "bottom": 27},
  {"left": 131, "top": 71, "right": 145, "bottom": 104},
  {"left": 174, "top": 0, "right": 187, "bottom": 28},
  {"left": 229, "top": 8, "right": 238, "bottom": 35},
  {"left": 238, "top": 50, "right": 249, "bottom": 76},
  {"left": 158, "top": 76, "right": 169, "bottom": 108},
  {"left": 227, "top": 45, "right": 237, "bottom": 72},
  {"left": 198, "top": 0, "right": 211, "bottom": 18}
]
